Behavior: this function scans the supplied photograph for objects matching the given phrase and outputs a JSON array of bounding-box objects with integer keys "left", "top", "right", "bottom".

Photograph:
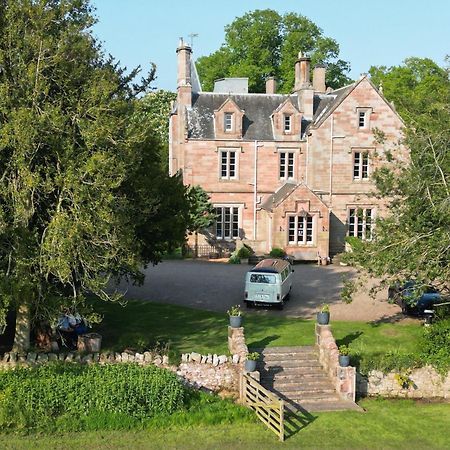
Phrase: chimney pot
[
  {"left": 265, "top": 76, "right": 277, "bottom": 94},
  {"left": 295, "top": 54, "right": 311, "bottom": 91},
  {"left": 313, "top": 65, "right": 326, "bottom": 93}
]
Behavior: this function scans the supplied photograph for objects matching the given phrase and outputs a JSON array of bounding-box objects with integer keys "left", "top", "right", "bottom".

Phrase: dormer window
[
  {"left": 224, "top": 113, "right": 233, "bottom": 132},
  {"left": 283, "top": 114, "right": 292, "bottom": 133}
]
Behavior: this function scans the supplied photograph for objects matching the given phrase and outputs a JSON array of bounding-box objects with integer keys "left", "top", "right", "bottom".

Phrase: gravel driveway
[{"left": 115, "top": 260, "right": 401, "bottom": 322}]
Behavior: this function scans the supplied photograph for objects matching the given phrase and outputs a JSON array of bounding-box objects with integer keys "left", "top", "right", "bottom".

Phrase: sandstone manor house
[{"left": 169, "top": 39, "right": 405, "bottom": 261}]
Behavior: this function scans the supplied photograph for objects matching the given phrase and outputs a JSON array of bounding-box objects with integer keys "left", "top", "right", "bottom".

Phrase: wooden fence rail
[{"left": 240, "top": 373, "right": 285, "bottom": 442}]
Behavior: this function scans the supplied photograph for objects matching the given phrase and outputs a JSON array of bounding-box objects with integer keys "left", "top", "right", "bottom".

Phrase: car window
[{"left": 250, "top": 274, "right": 276, "bottom": 284}]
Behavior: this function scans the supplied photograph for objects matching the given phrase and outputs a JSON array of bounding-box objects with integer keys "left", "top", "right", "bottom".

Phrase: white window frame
[
  {"left": 214, "top": 205, "right": 240, "bottom": 240},
  {"left": 279, "top": 151, "right": 295, "bottom": 179},
  {"left": 356, "top": 107, "right": 372, "bottom": 129},
  {"left": 224, "top": 112, "right": 233, "bottom": 132},
  {"left": 348, "top": 207, "right": 374, "bottom": 240},
  {"left": 287, "top": 214, "right": 314, "bottom": 245},
  {"left": 219, "top": 148, "right": 238, "bottom": 180},
  {"left": 353, "top": 151, "right": 369, "bottom": 180},
  {"left": 283, "top": 114, "right": 292, "bottom": 133}
]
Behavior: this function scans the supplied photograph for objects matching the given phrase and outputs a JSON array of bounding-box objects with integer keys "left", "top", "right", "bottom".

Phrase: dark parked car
[{"left": 388, "top": 281, "right": 441, "bottom": 315}]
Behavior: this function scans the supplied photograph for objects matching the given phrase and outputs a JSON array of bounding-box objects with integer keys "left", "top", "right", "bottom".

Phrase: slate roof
[
  {"left": 260, "top": 181, "right": 298, "bottom": 211},
  {"left": 184, "top": 79, "right": 362, "bottom": 141}
]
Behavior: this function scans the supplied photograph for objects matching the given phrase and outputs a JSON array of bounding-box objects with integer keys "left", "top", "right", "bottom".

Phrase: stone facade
[{"left": 170, "top": 39, "right": 406, "bottom": 259}]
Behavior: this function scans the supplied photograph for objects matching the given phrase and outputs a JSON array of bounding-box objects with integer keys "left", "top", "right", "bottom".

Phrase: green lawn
[
  {"left": 1, "top": 398, "right": 449, "bottom": 449},
  {"left": 92, "top": 299, "right": 421, "bottom": 363}
]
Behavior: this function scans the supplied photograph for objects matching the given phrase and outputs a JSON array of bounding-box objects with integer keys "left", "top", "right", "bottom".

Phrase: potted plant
[
  {"left": 317, "top": 303, "right": 330, "bottom": 325},
  {"left": 228, "top": 305, "right": 243, "bottom": 328},
  {"left": 244, "top": 351, "right": 260, "bottom": 372},
  {"left": 338, "top": 344, "right": 350, "bottom": 367}
]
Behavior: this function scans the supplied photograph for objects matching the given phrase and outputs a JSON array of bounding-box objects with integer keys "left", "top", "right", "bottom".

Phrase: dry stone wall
[{"left": 357, "top": 367, "right": 450, "bottom": 399}]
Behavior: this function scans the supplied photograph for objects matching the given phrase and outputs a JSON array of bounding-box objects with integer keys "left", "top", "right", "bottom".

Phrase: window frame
[
  {"left": 353, "top": 151, "right": 369, "bottom": 180},
  {"left": 348, "top": 207, "right": 374, "bottom": 241},
  {"left": 283, "top": 114, "right": 292, "bottom": 133},
  {"left": 287, "top": 214, "right": 314, "bottom": 246},
  {"left": 356, "top": 107, "right": 372, "bottom": 130},
  {"left": 214, "top": 205, "right": 240, "bottom": 240},
  {"left": 224, "top": 112, "right": 233, "bottom": 132},
  {"left": 279, "top": 151, "right": 295, "bottom": 180},
  {"left": 219, "top": 148, "right": 238, "bottom": 180}
]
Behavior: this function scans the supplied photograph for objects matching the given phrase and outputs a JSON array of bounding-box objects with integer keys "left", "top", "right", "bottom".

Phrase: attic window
[
  {"left": 356, "top": 107, "right": 372, "bottom": 129},
  {"left": 283, "top": 114, "right": 292, "bottom": 133},
  {"left": 224, "top": 113, "right": 233, "bottom": 131},
  {"left": 358, "top": 111, "right": 366, "bottom": 127}
]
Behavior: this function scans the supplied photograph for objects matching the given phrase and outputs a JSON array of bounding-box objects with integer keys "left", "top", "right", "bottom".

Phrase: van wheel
[
  {"left": 285, "top": 290, "right": 291, "bottom": 301},
  {"left": 277, "top": 301, "right": 284, "bottom": 310},
  {"left": 245, "top": 301, "right": 253, "bottom": 309}
]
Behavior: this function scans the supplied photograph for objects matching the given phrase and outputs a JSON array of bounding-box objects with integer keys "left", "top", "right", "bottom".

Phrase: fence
[
  {"left": 240, "top": 373, "right": 285, "bottom": 442},
  {"left": 183, "top": 244, "right": 227, "bottom": 258}
]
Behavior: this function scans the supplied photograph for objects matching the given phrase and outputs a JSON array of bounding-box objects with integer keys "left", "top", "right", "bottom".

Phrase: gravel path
[{"left": 114, "top": 260, "right": 402, "bottom": 322}]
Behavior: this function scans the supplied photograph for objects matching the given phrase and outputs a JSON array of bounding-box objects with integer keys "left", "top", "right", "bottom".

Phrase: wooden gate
[{"left": 240, "top": 373, "right": 285, "bottom": 441}]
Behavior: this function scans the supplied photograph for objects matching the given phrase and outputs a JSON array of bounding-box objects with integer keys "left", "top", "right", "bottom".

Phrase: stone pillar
[
  {"left": 313, "top": 65, "right": 326, "bottom": 93},
  {"left": 228, "top": 326, "right": 248, "bottom": 359}
]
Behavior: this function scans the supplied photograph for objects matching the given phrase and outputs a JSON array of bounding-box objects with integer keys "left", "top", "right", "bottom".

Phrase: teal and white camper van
[{"left": 244, "top": 258, "right": 293, "bottom": 309}]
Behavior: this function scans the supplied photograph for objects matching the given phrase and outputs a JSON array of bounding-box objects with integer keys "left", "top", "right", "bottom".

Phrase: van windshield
[{"left": 250, "top": 273, "right": 276, "bottom": 284}]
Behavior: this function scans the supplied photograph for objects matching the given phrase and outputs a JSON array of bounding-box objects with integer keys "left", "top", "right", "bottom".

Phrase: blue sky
[{"left": 92, "top": 0, "right": 449, "bottom": 91}]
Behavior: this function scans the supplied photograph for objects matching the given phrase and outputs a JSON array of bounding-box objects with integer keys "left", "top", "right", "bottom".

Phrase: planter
[
  {"left": 317, "top": 312, "right": 330, "bottom": 325},
  {"left": 339, "top": 355, "right": 350, "bottom": 367},
  {"left": 229, "top": 315, "right": 243, "bottom": 328},
  {"left": 77, "top": 333, "right": 102, "bottom": 352},
  {"left": 244, "top": 359, "right": 257, "bottom": 372}
]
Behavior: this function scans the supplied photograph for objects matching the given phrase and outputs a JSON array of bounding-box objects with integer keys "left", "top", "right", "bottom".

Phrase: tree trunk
[{"left": 12, "top": 303, "right": 30, "bottom": 352}]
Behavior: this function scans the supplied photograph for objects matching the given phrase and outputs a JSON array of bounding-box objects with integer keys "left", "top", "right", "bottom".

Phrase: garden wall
[
  {"left": 357, "top": 368, "right": 450, "bottom": 399},
  {"left": 0, "top": 326, "right": 249, "bottom": 395}
]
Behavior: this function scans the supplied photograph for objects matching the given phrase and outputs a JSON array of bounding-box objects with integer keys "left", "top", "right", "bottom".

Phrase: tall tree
[
  {"left": 133, "top": 90, "right": 176, "bottom": 173},
  {"left": 344, "top": 58, "right": 450, "bottom": 300},
  {"left": 196, "top": 9, "right": 351, "bottom": 93},
  {"left": 0, "top": 0, "right": 189, "bottom": 350},
  {"left": 186, "top": 185, "right": 215, "bottom": 258}
]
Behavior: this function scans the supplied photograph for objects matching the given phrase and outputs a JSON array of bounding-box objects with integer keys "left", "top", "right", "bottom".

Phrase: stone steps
[{"left": 254, "top": 345, "right": 359, "bottom": 413}]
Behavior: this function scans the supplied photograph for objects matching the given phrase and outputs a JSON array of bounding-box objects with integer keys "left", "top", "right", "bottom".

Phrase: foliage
[
  {"left": 196, "top": 9, "right": 351, "bottom": 93},
  {"left": 186, "top": 185, "right": 215, "bottom": 233},
  {"left": 420, "top": 318, "right": 450, "bottom": 375},
  {"left": 357, "top": 350, "right": 422, "bottom": 376},
  {"left": 0, "top": 363, "right": 185, "bottom": 430},
  {"left": 319, "top": 303, "right": 330, "bottom": 313},
  {"left": 338, "top": 344, "right": 350, "bottom": 356},
  {"left": 246, "top": 351, "right": 260, "bottom": 361},
  {"left": 269, "top": 247, "right": 286, "bottom": 258},
  {"left": 228, "top": 255, "right": 241, "bottom": 264},
  {"left": 227, "top": 305, "right": 242, "bottom": 317},
  {"left": 343, "top": 57, "right": 450, "bottom": 303},
  {"left": 133, "top": 90, "right": 176, "bottom": 172},
  {"left": 236, "top": 245, "right": 253, "bottom": 259},
  {"left": 340, "top": 277, "right": 357, "bottom": 304},
  {"left": 394, "top": 370, "right": 414, "bottom": 389},
  {"left": 0, "top": 0, "right": 190, "bottom": 347}
]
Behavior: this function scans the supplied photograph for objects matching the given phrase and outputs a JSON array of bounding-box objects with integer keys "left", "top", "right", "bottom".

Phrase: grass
[
  {"left": 1, "top": 398, "right": 449, "bottom": 449},
  {"left": 92, "top": 299, "right": 421, "bottom": 364}
]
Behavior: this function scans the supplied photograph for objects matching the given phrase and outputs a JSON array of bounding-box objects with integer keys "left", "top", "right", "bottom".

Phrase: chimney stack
[
  {"left": 313, "top": 65, "right": 326, "bottom": 93},
  {"left": 176, "top": 37, "right": 192, "bottom": 106},
  {"left": 294, "top": 52, "right": 311, "bottom": 91},
  {"left": 265, "top": 76, "right": 277, "bottom": 94}
]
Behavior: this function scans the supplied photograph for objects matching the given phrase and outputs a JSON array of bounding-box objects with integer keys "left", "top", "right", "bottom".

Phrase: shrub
[
  {"left": 246, "top": 352, "right": 260, "bottom": 361},
  {"left": 339, "top": 345, "right": 350, "bottom": 356},
  {"left": 0, "top": 363, "right": 185, "bottom": 430},
  {"left": 420, "top": 318, "right": 450, "bottom": 375},
  {"left": 228, "top": 254, "right": 241, "bottom": 264},
  {"left": 357, "top": 350, "right": 421, "bottom": 376},
  {"left": 227, "top": 305, "right": 242, "bottom": 317},
  {"left": 319, "top": 303, "right": 330, "bottom": 313},
  {"left": 236, "top": 246, "right": 252, "bottom": 259},
  {"left": 269, "top": 247, "right": 285, "bottom": 258}
]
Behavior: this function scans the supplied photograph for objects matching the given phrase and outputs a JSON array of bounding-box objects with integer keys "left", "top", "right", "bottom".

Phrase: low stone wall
[
  {"left": 357, "top": 367, "right": 450, "bottom": 399},
  {"left": 0, "top": 325, "right": 250, "bottom": 396},
  {"left": 315, "top": 324, "right": 356, "bottom": 402}
]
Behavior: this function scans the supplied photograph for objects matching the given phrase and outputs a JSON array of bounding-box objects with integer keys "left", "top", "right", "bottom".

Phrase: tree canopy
[
  {"left": 0, "top": 0, "right": 189, "bottom": 349},
  {"left": 344, "top": 58, "right": 450, "bottom": 300},
  {"left": 196, "top": 9, "right": 352, "bottom": 93}
]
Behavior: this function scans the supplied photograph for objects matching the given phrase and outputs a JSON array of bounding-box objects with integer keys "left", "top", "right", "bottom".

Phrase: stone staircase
[{"left": 254, "top": 346, "right": 359, "bottom": 412}]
